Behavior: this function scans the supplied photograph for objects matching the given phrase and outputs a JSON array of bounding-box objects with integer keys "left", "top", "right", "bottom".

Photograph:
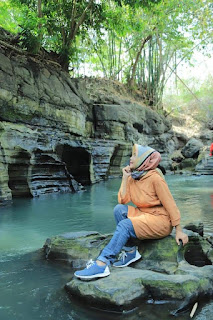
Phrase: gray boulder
[{"left": 181, "top": 138, "right": 203, "bottom": 158}]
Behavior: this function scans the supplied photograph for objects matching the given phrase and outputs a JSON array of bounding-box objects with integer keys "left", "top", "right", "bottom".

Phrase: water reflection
[{"left": 165, "top": 175, "right": 213, "bottom": 236}]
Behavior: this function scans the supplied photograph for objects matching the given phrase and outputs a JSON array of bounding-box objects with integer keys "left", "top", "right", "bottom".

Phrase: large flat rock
[
  {"left": 43, "top": 227, "right": 213, "bottom": 311},
  {"left": 66, "top": 267, "right": 205, "bottom": 309}
]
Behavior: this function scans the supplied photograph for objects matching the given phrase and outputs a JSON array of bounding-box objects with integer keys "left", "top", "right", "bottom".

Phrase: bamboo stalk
[{"left": 117, "top": 39, "right": 122, "bottom": 80}]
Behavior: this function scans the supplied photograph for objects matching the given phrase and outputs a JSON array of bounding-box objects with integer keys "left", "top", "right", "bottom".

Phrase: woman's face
[{"left": 130, "top": 151, "right": 137, "bottom": 170}]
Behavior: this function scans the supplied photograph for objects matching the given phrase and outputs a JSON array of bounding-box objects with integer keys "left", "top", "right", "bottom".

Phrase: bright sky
[
  {"left": 164, "top": 49, "right": 213, "bottom": 94},
  {"left": 179, "top": 51, "right": 213, "bottom": 81}
]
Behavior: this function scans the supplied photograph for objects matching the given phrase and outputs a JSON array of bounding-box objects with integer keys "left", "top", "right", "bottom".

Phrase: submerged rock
[{"left": 43, "top": 224, "right": 213, "bottom": 312}]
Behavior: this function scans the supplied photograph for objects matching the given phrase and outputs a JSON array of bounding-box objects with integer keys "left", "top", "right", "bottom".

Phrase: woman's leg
[
  {"left": 113, "top": 204, "right": 137, "bottom": 251},
  {"left": 113, "top": 204, "right": 128, "bottom": 224},
  {"left": 74, "top": 206, "right": 140, "bottom": 279},
  {"left": 74, "top": 218, "right": 137, "bottom": 279},
  {"left": 97, "top": 218, "right": 137, "bottom": 265}
]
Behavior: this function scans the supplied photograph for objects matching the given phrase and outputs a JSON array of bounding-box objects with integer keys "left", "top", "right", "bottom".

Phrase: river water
[{"left": 0, "top": 175, "right": 212, "bottom": 320}]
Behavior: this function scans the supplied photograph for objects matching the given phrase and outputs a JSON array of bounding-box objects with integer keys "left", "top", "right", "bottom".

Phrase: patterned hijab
[{"left": 131, "top": 144, "right": 162, "bottom": 179}]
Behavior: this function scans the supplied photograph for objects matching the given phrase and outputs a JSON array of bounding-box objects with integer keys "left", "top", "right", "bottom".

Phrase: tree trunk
[
  {"left": 59, "top": 46, "right": 70, "bottom": 72},
  {"left": 128, "top": 34, "right": 152, "bottom": 88},
  {"left": 59, "top": 0, "right": 94, "bottom": 72}
]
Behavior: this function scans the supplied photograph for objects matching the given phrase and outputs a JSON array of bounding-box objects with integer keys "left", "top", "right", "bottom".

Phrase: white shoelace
[
  {"left": 86, "top": 259, "right": 95, "bottom": 269},
  {"left": 118, "top": 251, "right": 127, "bottom": 263}
]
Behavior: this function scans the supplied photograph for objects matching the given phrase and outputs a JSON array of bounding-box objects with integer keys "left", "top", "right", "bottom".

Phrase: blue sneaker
[
  {"left": 113, "top": 249, "right": 141, "bottom": 268},
  {"left": 74, "top": 260, "right": 110, "bottom": 280}
]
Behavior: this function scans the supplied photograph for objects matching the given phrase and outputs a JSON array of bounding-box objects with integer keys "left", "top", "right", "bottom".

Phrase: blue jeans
[{"left": 97, "top": 204, "right": 137, "bottom": 265}]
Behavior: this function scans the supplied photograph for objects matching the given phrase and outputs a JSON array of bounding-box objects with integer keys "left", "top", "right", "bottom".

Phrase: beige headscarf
[{"left": 131, "top": 144, "right": 162, "bottom": 179}]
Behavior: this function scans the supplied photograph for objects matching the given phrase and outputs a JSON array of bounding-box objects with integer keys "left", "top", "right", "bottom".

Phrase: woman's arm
[
  {"left": 120, "top": 166, "right": 131, "bottom": 197},
  {"left": 153, "top": 176, "right": 189, "bottom": 246}
]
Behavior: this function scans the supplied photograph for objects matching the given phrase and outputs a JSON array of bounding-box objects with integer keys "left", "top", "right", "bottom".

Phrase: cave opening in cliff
[
  {"left": 8, "top": 150, "right": 32, "bottom": 198},
  {"left": 60, "top": 145, "right": 91, "bottom": 185}
]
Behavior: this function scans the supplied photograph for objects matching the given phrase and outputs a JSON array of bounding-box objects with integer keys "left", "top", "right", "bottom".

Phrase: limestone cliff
[{"left": 0, "top": 38, "right": 211, "bottom": 205}]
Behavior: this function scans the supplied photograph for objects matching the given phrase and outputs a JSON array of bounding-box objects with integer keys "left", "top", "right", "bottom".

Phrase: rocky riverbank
[
  {"left": 0, "top": 31, "right": 212, "bottom": 205},
  {"left": 42, "top": 223, "right": 213, "bottom": 316}
]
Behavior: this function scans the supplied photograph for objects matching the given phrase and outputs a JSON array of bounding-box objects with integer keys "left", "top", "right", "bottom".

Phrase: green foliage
[
  {"left": 7, "top": 0, "right": 106, "bottom": 69},
  {"left": 0, "top": 0, "right": 21, "bottom": 33},
  {"left": 83, "top": 0, "right": 213, "bottom": 107},
  {"left": 115, "top": 0, "right": 162, "bottom": 9}
]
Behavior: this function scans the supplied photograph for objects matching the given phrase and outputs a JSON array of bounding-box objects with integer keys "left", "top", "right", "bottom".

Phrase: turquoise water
[{"left": 0, "top": 175, "right": 212, "bottom": 320}]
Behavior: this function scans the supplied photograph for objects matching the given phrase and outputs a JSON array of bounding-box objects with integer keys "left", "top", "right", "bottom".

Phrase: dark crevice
[
  {"left": 184, "top": 240, "right": 212, "bottom": 267},
  {"left": 192, "top": 151, "right": 200, "bottom": 159},
  {"left": 133, "top": 123, "right": 144, "bottom": 133}
]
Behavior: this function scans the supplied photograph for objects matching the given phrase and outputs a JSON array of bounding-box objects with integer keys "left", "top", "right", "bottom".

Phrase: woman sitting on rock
[{"left": 75, "top": 144, "right": 188, "bottom": 280}]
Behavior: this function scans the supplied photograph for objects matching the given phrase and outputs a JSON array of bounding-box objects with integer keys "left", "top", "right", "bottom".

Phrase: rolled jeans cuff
[{"left": 97, "top": 255, "right": 110, "bottom": 266}]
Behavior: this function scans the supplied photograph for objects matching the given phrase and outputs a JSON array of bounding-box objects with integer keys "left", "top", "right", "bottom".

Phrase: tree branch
[
  {"left": 69, "top": 0, "right": 94, "bottom": 42},
  {"left": 70, "top": 0, "right": 77, "bottom": 38}
]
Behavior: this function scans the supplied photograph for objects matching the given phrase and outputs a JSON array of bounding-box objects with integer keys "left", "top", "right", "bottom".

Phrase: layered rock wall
[
  {"left": 0, "top": 42, "right": 176, "bottom": 205},
  {"left": 1, "top": 40, "right": 210, "bottom": 205}
]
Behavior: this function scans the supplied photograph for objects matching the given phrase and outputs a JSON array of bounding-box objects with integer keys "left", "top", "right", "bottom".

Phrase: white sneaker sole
[
  {"left": 113, "top": 251, "right": 141, "bottom": 268},
  {"left": 74, "top": 266, "right": 110, "bottom": 280}
]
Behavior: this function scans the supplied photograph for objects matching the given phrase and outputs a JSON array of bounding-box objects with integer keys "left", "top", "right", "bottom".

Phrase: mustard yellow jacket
[{"left": 118, "top": 170, "right": 180, "bottom": 239}]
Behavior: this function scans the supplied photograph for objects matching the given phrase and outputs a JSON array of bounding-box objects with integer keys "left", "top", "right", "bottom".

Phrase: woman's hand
[
  {"left": 122, "top": 165, "right": 131, "bottom": 179},
  {"left": 120, "top": 165, "right": 131, "bottom": 198},
  {"left": 175, "top": 228, "right": 189, "bottom": 246}
]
